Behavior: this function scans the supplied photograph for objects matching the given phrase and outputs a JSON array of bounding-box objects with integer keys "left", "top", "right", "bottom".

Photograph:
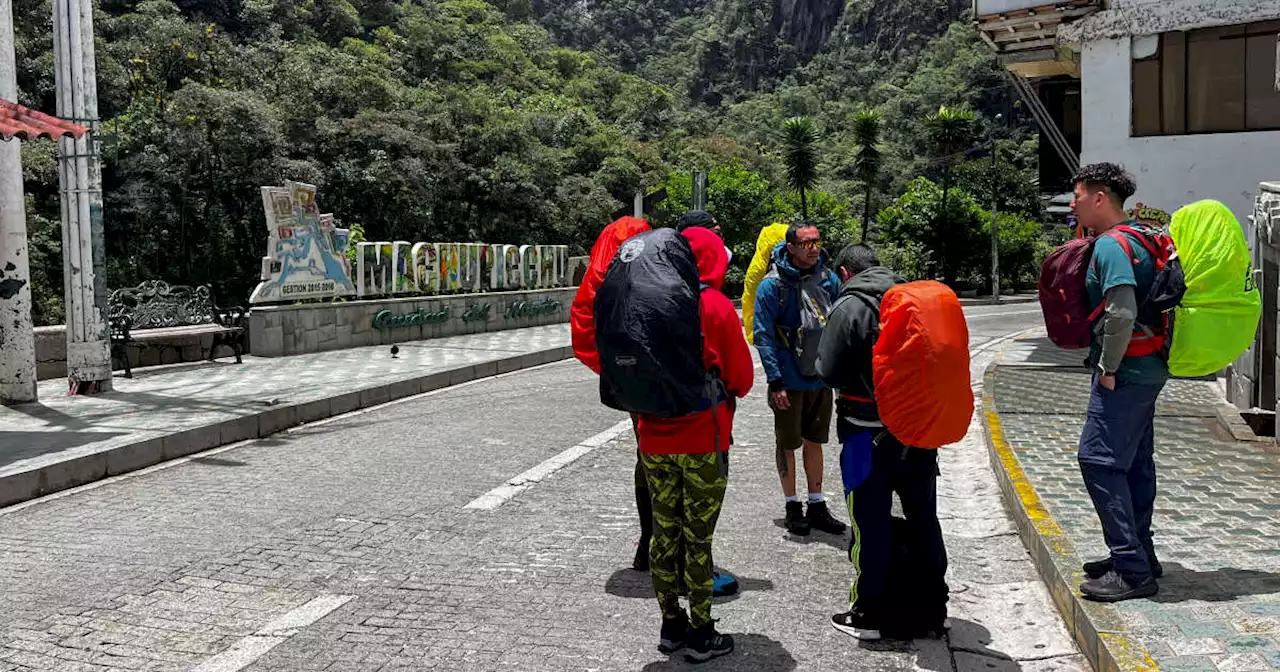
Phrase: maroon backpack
[{"left": 1038, "top": 238, "right": 1095, "bottom": 349}]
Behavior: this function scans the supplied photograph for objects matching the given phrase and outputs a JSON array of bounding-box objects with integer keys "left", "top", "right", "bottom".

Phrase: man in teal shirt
[{"left": 1072, "top": 163, "right": 1169, "bottom": 602}]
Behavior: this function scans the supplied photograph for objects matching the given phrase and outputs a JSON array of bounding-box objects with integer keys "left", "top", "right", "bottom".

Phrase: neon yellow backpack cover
[
  {"left": 743, "top": 223, "right": 789, "bottom": 344},
  {"left": 1167, "top": 200, "right": 1261, "bottom": 378}
]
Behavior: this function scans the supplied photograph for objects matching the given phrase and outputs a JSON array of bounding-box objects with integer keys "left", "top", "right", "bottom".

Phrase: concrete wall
[
  {"left": 34, "top": 326, "right": 226, "bottom": 381},
  {"left": 248, "top": 287, "right": 576, "bottom": 358},
  {"left": 1079, "top": 37, "right": 1280, "bottom": 229}
]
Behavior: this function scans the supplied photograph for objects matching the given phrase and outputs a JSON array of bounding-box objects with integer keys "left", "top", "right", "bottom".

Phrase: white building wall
[{"left": 1079, "top": 37, "right": 1280, "bottom": 229}]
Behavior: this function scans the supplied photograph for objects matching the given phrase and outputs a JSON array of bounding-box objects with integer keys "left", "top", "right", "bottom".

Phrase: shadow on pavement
[
  {"left": 771, "top": 518, "right": 848, "bottom": 551},
  {"left": 0, "top": 431, "right": 126, "bottom": 464},
  {"left": 1152, "top": 563, "right": 1280, "bottom": 603},
  {"left": 605, "top": 568, "right": 775, "bottom": 602},
  {"left": 639, "top": 633, "right": 796, "bottom": 671},
  {"left": 190, "top": 456, "right": 250, "bottom": 467}
]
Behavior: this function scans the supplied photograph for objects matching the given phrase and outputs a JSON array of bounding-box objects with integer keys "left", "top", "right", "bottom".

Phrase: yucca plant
[
  {"left": 852, "top": 107, "right": 883, "bottom": 242},
  {"left": 782, "top": 116, "right": 820, "bottom": 220}
]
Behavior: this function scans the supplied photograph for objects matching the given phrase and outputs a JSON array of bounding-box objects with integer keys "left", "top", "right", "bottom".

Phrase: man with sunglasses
[{"left": 754, "top": 221, "right": 845, "bottom": 537}]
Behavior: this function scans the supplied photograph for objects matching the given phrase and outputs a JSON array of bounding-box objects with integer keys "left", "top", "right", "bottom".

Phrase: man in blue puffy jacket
[{"left": 754, "top": 221, "right": 846, "bottom": 537}]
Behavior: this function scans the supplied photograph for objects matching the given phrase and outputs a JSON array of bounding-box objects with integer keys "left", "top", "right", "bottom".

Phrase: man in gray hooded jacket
[{"left": 816, "top": 244, "right": 949, "bottom": 642}]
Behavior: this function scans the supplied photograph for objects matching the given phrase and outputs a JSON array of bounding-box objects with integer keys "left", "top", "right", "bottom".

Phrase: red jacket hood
[{"left": 682, "top": 227, "right": 728, "bottom": 291}]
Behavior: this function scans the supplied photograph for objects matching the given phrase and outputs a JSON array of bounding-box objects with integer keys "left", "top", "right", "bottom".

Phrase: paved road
[{"left": 0, "top": 304, "right": 1064, "bottom": 672}]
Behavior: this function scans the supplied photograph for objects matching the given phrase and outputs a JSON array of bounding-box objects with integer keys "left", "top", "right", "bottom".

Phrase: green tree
[
  {"left": 851, "top": 107, "right": 883, "bottom": 242},
  {"left": 878, "top": 177, "right": 985, "bottom": 288},
  {"left": 781, "top": 116, "right": 820, "bottom": 220}
]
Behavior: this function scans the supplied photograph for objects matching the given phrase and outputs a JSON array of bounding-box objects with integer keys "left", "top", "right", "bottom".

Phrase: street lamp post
[{"left": 989, "top": 114, "right": 1002, "bottom": 305}]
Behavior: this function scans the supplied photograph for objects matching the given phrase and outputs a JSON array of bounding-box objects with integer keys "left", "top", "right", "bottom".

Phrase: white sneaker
[{"left": 831, "top": 611, "right": 882, "bottom": 641}]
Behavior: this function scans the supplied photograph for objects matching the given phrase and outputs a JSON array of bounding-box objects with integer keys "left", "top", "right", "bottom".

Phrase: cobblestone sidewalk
[{"left": 991, "top": 333, "right": 1280, "bottom": 672}]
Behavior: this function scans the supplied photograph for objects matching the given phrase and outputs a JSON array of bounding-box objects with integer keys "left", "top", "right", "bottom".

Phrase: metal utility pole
[
  {"left": 989, "top": 115, "right": 1002, "bottom": 306},
  {"left": 54, "top": 0, "right": 112, "bottom": 393},
  {"left": 693, "top": 172, "right": 708, "bottom": 211},
  {"left": 0, "top": 0, "right": 37, "bottom": 404}
]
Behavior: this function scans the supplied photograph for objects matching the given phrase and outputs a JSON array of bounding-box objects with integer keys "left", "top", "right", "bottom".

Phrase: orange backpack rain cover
[{"left": 873, "top": 281, "right": 973, "bottom": 449}]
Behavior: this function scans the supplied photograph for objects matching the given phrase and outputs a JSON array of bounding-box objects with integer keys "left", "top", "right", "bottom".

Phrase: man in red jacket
[
  {"left": 571, "top": 217, "right": 654, "bottom": 569},
  {"left": 638, "top": 226, "right": 754, "bottom": 662}
]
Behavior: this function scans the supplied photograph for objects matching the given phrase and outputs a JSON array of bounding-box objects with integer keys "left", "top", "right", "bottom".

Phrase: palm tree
[
  {"left": 923, "top": 106, "right": 977, "bottom": 224},
  {"left": 782, "top": 117, "right": 820, "bottom": 220},
  {"left": 852, "top": 108, "right": 883, "bottom": 242},
  {"left": 923, "top": 106, "right": 977, "bottom": 283}
]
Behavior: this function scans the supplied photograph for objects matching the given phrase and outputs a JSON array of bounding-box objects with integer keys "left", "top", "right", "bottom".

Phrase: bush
[{"left": 876, "top": 177, "right": 985, "bottom": 286}]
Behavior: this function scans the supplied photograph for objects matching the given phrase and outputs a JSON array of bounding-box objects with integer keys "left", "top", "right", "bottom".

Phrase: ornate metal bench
[{"left": 108, "top": 281, "right": 246, "bottom": 378}]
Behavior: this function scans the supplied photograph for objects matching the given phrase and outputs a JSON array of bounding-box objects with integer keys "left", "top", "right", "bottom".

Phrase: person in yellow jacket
[{"left": 742, "top": 223, "right": 790, "bottom": 344}]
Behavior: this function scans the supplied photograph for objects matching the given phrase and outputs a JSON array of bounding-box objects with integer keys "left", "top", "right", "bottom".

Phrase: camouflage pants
[{"left": 641, "top": 452, "right": 728, "bottom": 627}]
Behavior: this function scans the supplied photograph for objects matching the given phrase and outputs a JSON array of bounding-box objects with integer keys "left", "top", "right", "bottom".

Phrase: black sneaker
[
  {"left": 785, "top": 501, "right": 810, "bottom": 536},
  {"left": 683, "top": 621, "right": 734, "bottom": 663},
  {"left": 806, "top": 500, "right": 848, "bottom": 535},
  {"left": 632, "top": 540, "right": 650, "bottom": 572},
  {"left": 831, "top": 610, "right": 882, "bottom": 641},
  {"left": 1083, "top": 556, "right": 1163, "bottom": 579},
  {"left": 658, "top": 612, "right": 689, "bottom": 654},
  {"left": 1080, "top": 570, "right": 1158, "bottom": 603}
]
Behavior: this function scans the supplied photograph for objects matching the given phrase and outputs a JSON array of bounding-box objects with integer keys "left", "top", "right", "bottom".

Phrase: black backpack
[{"left": 595, "top": 229, "right": 706, "bottom": 418}]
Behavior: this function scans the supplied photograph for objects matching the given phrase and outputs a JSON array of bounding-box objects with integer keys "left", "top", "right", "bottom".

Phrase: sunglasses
[{"left": 793, "top": 239, "right": 823, "bottom": 250}]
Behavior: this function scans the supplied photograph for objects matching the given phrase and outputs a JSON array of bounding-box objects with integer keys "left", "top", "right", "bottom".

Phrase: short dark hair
[
  {"left": 786, "top": 220, "right": 818, "bottom": 245},
  {"left": 677, "top": 210, "right": 717, "bottom": 232},
  {"left": 1074, "top": 163, "right": 1137, "bottom": 206},
  {"left": 834, "top": 244, "right": 880, "bottom": 277}
]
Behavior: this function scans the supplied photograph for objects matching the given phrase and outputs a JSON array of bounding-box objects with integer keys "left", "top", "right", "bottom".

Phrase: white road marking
[
  {"left": 966, "top": 308, "right": 1042, "bottom": 319},
  {"left": 464, "top": 419, "right": 634, "bottom": 511},
  {"left": 190, "top": 594, "right": 353, "bottom": 672}
]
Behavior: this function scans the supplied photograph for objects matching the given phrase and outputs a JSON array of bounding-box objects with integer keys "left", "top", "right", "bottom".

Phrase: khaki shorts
[{"left": 769, "top": 388, "right": 833, "bottom": 451}]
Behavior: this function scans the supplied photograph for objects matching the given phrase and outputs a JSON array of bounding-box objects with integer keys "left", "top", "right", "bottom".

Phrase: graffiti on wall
[{"left": 249, "top": 182, "right": 356, "bottom": 305}]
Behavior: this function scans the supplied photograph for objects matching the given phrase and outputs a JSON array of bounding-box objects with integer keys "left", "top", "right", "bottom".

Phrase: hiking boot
[
  {"left": 785, "top": 501, "right": 810, "bottom": 536},
  {"left": 831, "top": 610, "right": 882, "bottom": 641},
  {"left": 632, "top": 540, "right": 650, "bottom": 572},
  {"left": 658, "top": 611, "right": 689, "bottom": 654},
  {"left": 683, "top": 621, "right": 734, "bottom": 663},
  {"left": 1080, "top": 570, "right": 1158, "bottom": 603},
  {"left": 807, "top": 500, "right": 848, "bottom": 535},
  {"left": 1083, "top": 556, "right": 1163, "bottom": 579}
]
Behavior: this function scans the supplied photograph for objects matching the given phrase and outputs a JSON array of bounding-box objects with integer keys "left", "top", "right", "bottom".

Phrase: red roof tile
[{"left": 0, "top": 99, "right": 88, "bottom": 142}]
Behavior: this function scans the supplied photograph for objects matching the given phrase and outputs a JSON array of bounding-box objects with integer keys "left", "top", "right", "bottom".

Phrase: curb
[
  {"left": 1, "top": 345, "right": 574, "bottom": 508},
  {"left": 981, "top": 364, "right": 1157, "bottom": 672}
]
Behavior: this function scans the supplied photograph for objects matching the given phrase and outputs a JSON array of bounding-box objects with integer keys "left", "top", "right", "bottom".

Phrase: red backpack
[
  {"left": 1038, "top": 226, "right": 1178, "bottom": 354},
  {"left": 1039, "top": 238, "right": 1094, "bottom": 349}
]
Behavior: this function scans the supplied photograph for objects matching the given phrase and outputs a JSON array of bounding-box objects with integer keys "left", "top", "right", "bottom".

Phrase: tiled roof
[{"left": 0, "top": 99, "right": 88, "bottom": 142}]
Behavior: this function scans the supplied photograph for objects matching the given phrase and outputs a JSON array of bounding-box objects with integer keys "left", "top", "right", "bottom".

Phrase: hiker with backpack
[
  {"left": 572, "top": 215, "right": 740, "bottom": 599},
  {"left": 594, "top": 226, "right": 754, "bottom": 663},
  {"left": 1063, "top": 163, "right": 1169, "bottom": 602},
  {"left": 753, "top": 221, "right": 847, "bottom": 537},
  {"left": 817, "top": 244, "right": 970, "bottom": 641},
  {"left": 1040, "top": 165, "right": 1262, "bottom": 603}
]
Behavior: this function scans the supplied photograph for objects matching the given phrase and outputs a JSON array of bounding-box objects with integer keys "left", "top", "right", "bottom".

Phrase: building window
[{"left": 1133, "top": 21, "right": 1280, "bottom": 136}]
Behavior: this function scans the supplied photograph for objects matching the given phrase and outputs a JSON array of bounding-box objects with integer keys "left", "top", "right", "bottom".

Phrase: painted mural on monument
[
  {"left": 249, "top": 182, "right": 572, "bottom": 306},
  {"left": 249, "top": 182, "right": 357, "bottom": 304}
]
